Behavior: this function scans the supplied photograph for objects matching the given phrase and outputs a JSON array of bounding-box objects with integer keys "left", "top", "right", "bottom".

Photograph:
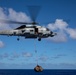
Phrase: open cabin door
[{"left": 35, "top": 28, "right": 38, "bottom": 34}]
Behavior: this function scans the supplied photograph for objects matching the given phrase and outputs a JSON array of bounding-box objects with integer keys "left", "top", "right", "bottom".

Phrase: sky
[{"left": 0, "top": 0, "right": 76, "bottom": 69}]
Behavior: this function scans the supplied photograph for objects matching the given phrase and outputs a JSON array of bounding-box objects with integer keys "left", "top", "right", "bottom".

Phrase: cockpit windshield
[{"left": 46, "top": 28, "right": 49, "bottom": 31}]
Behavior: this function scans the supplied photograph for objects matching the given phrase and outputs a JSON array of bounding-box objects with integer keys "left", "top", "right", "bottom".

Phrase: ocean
[{"left": 0, "top": 69, "right": 76, "bottom": 75}]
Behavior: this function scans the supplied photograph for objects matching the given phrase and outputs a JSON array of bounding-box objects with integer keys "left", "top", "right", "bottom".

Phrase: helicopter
[{"left": 0, "top": 6, "right": 57, "bottom": 41}]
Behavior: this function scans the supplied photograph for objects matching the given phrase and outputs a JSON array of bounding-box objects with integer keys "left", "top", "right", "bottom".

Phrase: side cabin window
[{"left": 30, "top": 30, "right": 33, "bottom": 32}]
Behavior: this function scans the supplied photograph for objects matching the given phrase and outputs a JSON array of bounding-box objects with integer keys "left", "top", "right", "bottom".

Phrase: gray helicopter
[{"left": 0, "top": 6, "right": 57, "bottom": 41}]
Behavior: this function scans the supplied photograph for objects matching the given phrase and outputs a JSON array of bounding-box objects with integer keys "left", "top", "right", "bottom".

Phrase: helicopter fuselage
[{"left": 0, "top": 25, "right": 56, "bottom": 41}]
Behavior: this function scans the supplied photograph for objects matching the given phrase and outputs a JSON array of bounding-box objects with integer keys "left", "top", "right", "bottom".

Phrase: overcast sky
[{"left": 0, "top": 0, "right": 76, "bottom": 69}]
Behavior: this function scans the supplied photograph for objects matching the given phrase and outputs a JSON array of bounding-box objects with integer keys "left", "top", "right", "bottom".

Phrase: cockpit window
[{"left": 46, "top": 28, "right": 49, "bottom": 31}]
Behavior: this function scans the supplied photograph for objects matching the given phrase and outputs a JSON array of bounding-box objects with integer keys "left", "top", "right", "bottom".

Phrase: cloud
[
  {"left": 22, "top": 52, "right": 33, "bottom": 57},
  {"left": 2, "top": 53, "right": 9, "bottom": 58},
  {"left": 0, "top": 41, "right": 4, "bottom": 48},
  {"left": 11, "top": 52, "right": 20, "bottom": 58},
  {"left": 0, "top": 52, "right": 20, "bottom": 61},
  {"left": 52, "top": 54, "right": 67, "bottom": 59},
  {"left": 0, "top": 53, "right": 9, "bottom": 59},
  {"left": 66, "top": 28, "right": 76, "bottom": 39},
  {"left": 0, "top": 7, "right": 11, "bottom": 30},
  {"left": 39, "top": 56, "right": 49, "bottom": 61},
  {"left": 48, "top": 19, "right": 68, "bottom": 31},
  {"left": 0, "top": 7, "right": 7, "bottom": 19},
  {"left": 0, "top": 7, "right": 31, "bottom": 30},
  {"left": 9, "top": 58, "right": 15, "bottom": 61},
  {"left": 8, "top": 8, "right": 31, "bottom": 22},
  {"left": 47, "top": 19, "right": 76, "bottom": 42}
]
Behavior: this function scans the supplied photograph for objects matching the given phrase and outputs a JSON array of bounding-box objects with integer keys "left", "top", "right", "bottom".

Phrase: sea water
[{"left": 0, "top": 69, "right": 76, "bottom": 75}]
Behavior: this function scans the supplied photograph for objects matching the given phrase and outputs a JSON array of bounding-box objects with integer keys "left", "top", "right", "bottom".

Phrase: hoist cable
[{"left": 34, "top": 39, "right": 38, "bottom": 65}]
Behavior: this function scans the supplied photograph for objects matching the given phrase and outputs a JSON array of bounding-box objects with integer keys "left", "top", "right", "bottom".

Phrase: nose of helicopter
[{"left": 49, "top": 31, "right": 57, "bottom": 37}]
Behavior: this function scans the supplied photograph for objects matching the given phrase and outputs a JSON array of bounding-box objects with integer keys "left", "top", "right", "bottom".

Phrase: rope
[{"left": 34, "top": 39, "right": 38, "bottom": 65}]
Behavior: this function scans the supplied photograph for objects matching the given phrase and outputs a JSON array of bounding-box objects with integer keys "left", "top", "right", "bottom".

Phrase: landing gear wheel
[
  {"left": 38, "top": 38, "right": 41, "bottom": 41},
  {"left": 17, "top": 38, "right": 20, "bottom": 41}
]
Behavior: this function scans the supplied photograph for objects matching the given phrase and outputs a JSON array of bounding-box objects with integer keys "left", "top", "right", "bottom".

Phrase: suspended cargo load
[{"left": 34, "top": 65, "right": 43, "bottom": 72}]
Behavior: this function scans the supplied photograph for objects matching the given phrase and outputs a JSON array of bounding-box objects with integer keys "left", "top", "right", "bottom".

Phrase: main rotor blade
[
  {"left": 27, "top": 6, "right": 41, "bottom": 22},
  {"left": 0, "top": 19, "right": 33, "bottom": 24}
]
